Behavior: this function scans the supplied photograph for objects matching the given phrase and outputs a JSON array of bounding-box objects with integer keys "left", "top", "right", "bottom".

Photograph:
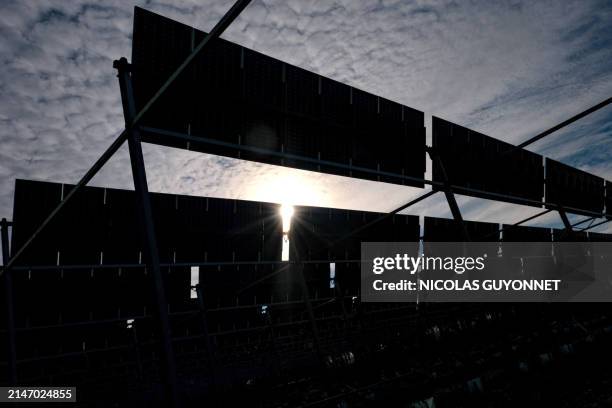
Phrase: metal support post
[
  {"left": 261, "top": 305, "right": 281, "bottom": 376},
  {"left": 130, "top": 323, "right": 144, "bottom": 382},
  {"left": 1, "top": 218, "right": 17, "bottom": 384},
  {"left": 334, "top": 281, "right": 348, "bottom": 323},
  {"left": 290, "top": 231, "right": 323, "bottom": 360},
  {"left": 114, "top": 58, "right": 179, "bottom": 408},
  {"left": 296, "top": 262, "right": 324, "bottom": 361},
  {"left": 195, "top": 284, "right": 217, "bottom": 387},
  {"left": 558, "top": 209, "right": 573, "bottom": 231},
  {"left": 427, "top": 148, "right": 470, "bottom": 241}
]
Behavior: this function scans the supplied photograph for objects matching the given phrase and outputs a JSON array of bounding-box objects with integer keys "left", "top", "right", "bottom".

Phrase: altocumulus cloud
[{"left": 0, "top": 0, "right": 611, "bottom": 241}]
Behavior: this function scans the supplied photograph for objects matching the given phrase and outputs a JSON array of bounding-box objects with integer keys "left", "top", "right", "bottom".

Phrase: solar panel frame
[
  {"left": 131, "top": 7, "right": 425, "bottom": 187},
  {"left": 545, "top": 158, "right": 605, "bottom": 216},
  {"left": 432, "top": 116, "right": 544, "bottom": 207}
]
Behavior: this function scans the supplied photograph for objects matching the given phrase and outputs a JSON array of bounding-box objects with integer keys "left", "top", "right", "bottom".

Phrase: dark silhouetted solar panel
[
  {"left": 10, "top": 179, "right": 420, "bottom": 385},
  {"left": 292, "top": 205, "right": 419, "bottom": 261},
  {"left": 545, "top": 158, "right": 605, "bottom": 216},
  {"left": 589, "top": 231, "right": 612, "bottom": 242},
  {"left": 131, "top": 7, "right": 425, "bottom": 187},
  {"left": 423, "top": 216, "right": 499, "bottom": 242},
  {"left": 552, "top": 228, "right": 589, "bottom": 242},
  {"left": 502, "top": 224, "right": 552, "bottom": 242},
  {"left": 432, "top": 117, "right": 544, "bottom": 206}
]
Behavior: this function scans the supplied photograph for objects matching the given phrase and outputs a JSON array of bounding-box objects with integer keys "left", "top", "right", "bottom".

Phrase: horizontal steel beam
[{"left": 140, "top": 126, "right": 607, "bottom": 218}]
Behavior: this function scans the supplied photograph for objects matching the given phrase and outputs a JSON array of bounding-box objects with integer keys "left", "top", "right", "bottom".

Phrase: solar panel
[
  {"left": 589, "top": 232, "right": 612, "bottom": 242},
  {"left": 502, "top": 224, "right": 552, "bottom": 242},
  {"left": 423, "top": 216, "right": 499, "bottom": 242},
  {"left": 9, "top": 179, "right": 612, "bottom": 403},
  {"left": 292, "top": 205, "right": 420, "bottom": 261},
  {"left": 545, "top": 158, "right": 605, "bottom": 216},
  {"left": 10, "top": 179, "right": 420, "bottom": 354},
  {"left": 131, "top": 7, "right": 425, "bottom": 187},
  {"left": 432, "top": 117, "right": 544, "bottom": 206},
  {"left": 552, "top": 228, "right": 589, "bottom": 243}
]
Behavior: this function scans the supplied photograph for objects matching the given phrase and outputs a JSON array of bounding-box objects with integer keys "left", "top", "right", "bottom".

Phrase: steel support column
[
  {"left": 195, "top": 283, "right": 217, "bottom": 389},
  {"left": 428, "top": 149, "right": 470, "bottom": 241},
  {"left": 1, "top": 218, "right": 17, "bottom": 384},
  {"left": 558, "top": 209, "right": 573, "bottom": 231},
  {"left": 295, "top": 262, "right": 324, "bottom": 361},
  {"left": 114, "top": 58, "right": 179, "bottom": 407}
]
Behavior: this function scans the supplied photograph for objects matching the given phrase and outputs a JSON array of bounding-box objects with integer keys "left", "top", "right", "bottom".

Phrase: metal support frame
[
  {"left": 572, "top": 216, "right": 594, "bottom": 228},
  {"left": 1, "top": 218, "right": 17, "bottom": 384},
  {"left": 130, "top": 322, "right": 144, "bottom": 382},
  {"left": 115, "top": 58, "right": 179, "bottom": 408},
  {"left": 261, "top": 305, "right": 281, "bottom": 376},
  {"left": 477, "top": 209, "right": 552, "bottom": 241},
  {"left": 291, "top": 244, "right": 324, "bottom": 361},
  {"left": 195, "top": 283, "right": 217, "bottom": 388},
  {"left": 138, "top": 126, "right": 608, "bottom": 218},
  {"left": 427, "top": 148, "right": 470, "bottom": 241},
  {"left": 581, "top": 218, "right": 612, "bottom": 232},
  {"left": 558, "top": 209, "right": 573, "bottom": 231}
]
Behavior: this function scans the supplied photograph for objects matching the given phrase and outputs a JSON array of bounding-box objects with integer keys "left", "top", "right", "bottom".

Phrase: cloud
[{"left": 0, "top": 0, "right": 611, "bottom": 239}]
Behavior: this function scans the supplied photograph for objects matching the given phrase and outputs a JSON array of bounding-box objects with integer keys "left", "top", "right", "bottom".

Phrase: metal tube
[
  {"left": 139, "top": 126, "right": 608, "bottom": 219},
  {"left": 558, "top": 209, "right": 573, "bottom": 231},
  {"left": 517, "top": 97, "right": 612, "bottom": 149},
  {"left": 428, "top": 149, "right": 470, "bottom": 241},
  {"left": 581, "top": 219, "right": 611, "bottom": 232},
  {"left": 195, "top": 283, "right": 217, "bottom": 390},
  {"left": 115, "top": 58, "right": 179, "bottom": 408},
  {"left": 1, "top": 218, "right": 17, "bottom": 384}
]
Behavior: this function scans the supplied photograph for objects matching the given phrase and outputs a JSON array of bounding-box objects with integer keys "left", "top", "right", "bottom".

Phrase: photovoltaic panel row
[
  {"left": 431, "top": 117, "right": 544, "bottom": 206},
  {"left": 9, "top": 179, "right": 421, "bottom": 390},
  {"left": 432, "top": 117, "right": 610, "bottom": 217},
  {"left": 131, "top": 7, "right": 425, "bottom": 187},
  {"left": 545, "top": 158, "right": 605, "bottom": 216},
  {"left": 10, "top": 180, "right": 419, "bottom": 326},
  {"left": 589, "top": 232, "right": 612, "bottom": 242}
]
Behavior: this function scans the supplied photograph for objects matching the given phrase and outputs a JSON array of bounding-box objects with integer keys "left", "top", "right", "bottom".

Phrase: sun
[
  {"left": 245, "top": 170, "right": 323, "bottom": 209},
  {"left": 280, "top": 204, "right": 294, "bottom": 233}
]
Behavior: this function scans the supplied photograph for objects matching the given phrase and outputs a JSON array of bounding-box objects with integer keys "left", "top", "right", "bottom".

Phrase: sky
[{"left": 0, "top": 0, "right": 611, "bottom": 255}]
